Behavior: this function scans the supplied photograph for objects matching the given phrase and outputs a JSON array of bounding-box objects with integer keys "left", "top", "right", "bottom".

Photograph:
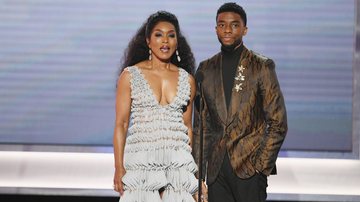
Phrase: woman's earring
[
  {"left": 176, "top": 49, "right": 181, "bottom": 62},
  {"left": 149, "top": 49, "right": 152, "bottom": 60}
]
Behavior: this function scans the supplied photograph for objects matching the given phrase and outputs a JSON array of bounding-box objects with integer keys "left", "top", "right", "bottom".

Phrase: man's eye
[{"left": 232, "top": 24, "right": 239, "bottom": 28}]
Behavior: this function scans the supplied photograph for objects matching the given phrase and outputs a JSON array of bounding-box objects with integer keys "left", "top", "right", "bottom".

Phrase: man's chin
[
  {"left": 218, "top": 36, "right": 242, "bottom": 51},
  {"left": 221, "top": 43, "right": 238, "bottom": 50}
]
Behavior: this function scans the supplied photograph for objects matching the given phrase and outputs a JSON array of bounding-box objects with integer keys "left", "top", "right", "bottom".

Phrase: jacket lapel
[{"left": 213, "top": 54, "right": 227, "bottom": 125}]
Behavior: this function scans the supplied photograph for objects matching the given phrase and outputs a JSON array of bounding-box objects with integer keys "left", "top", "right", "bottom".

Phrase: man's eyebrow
[{"left": 217, "top": 20, "right": 241, "bottom": 23}]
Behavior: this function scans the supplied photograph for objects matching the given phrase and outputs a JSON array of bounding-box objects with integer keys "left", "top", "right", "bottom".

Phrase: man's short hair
[{"left": 216, "top": 2, "right": 247, "bottom": 26}]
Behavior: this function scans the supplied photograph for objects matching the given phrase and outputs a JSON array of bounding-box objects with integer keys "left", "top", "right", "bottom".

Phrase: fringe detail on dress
[{"left": 120, "top": 66, "right": 197, "bottom": 202}]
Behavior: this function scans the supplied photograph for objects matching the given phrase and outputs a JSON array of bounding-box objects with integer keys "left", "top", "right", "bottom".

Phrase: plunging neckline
[{"left": 134, "top": 66, "right": 181, "bottom": 108}]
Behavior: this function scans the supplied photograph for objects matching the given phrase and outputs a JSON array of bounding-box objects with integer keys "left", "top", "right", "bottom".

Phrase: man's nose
[{"left": 225, "top": 24, "right": 232, "bottom": 33}]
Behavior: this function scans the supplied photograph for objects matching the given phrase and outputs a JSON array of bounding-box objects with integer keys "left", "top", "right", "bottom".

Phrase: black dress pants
[{"left": 208, "top": 153, "right": 268, "bottom": 202}]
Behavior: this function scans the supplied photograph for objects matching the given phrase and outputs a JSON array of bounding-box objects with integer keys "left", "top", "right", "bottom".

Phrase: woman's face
[{"left": 147, "top": 21, "right": 177, "bottom": 62}]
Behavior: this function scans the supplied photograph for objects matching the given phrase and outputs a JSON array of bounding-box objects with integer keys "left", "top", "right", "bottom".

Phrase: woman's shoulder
[
  {"left": 116, "top": 68, "right": 132, "bottom": 88},
  {"left": 133, "top": 61, "right": 149, "bottom": 70},
  {"left": 177, "top": 66, "right": 195, "bottom": 87},
  {"left": 122, "top": 61, "right": 148, "bottom": 75}
]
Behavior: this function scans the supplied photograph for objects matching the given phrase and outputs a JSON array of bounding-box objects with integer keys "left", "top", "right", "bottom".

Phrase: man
[{"left": 193, "top": 3, "right": 288, "bottom": 202}]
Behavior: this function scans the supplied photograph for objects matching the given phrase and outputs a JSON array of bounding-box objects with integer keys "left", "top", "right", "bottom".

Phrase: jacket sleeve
[{"left": 255, "top": 59, "right": 288, "bottom": 176}]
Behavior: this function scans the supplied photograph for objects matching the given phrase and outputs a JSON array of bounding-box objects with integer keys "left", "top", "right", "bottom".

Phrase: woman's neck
[{"left": 149, "top": 58, "right": 171, "bottom": 70}]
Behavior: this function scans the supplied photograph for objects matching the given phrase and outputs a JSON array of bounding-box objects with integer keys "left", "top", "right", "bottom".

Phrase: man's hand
[{"left": 194, "top": 181, "right": 208, "bottom": 202}]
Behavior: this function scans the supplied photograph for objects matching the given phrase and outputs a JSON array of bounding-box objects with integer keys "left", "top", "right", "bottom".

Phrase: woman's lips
[{"left": 160, "top": 46, "right": 170, "bottom": 53}]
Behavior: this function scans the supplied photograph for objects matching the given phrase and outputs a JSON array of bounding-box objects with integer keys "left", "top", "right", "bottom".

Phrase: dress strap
[
  {"left": 172, "top": 68, "right": 191, "bottom": 109},
  {"left": 126, "top": 66, "right": 154, "bottom": 107}
]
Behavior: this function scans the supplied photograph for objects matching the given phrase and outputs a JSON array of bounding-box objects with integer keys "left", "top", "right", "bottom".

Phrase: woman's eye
[
  {"left": 154, "top": 33, "right": 162, "bottom": 37},
  {"left": 168, "top": 33, "right": 176, "bottom": 38}
]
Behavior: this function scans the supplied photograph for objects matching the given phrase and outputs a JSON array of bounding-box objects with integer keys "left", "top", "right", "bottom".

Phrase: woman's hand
[{"left": 113, "top": 167, "right": 126, "bottom": 195}]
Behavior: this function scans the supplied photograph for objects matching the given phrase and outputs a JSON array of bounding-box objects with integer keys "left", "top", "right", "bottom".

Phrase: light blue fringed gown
[{"left": 120, "top": 66, "right": 198, "bottom": 202}]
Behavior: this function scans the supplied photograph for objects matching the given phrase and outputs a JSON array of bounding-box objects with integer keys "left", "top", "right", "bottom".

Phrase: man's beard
[{"left": 218, "top": 37, "right": 242, "bottom": 52}]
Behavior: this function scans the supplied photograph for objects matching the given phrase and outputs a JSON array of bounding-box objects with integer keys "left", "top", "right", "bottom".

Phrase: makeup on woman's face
[{"left": 148, "top": 21, "right": 178, "bottom": 62}]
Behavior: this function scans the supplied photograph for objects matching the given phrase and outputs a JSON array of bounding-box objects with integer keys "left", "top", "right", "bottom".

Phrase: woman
[{"left": 113, "top": 11, "right": 198, "bottom": 202}]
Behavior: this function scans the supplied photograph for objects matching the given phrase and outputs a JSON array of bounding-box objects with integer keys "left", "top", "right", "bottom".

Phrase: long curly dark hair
[{"left": 119, "top": 11, "right": 195, "bottom": 75}]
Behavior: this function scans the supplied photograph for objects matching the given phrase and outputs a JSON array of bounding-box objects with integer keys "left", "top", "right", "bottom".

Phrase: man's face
[{"left": 216, "top": 12, "right": 247, "bottom": 47}]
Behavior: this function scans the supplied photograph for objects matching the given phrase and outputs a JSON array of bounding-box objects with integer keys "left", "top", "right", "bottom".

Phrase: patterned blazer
[{"left": 192, "top": 46, "right": 288, "bottom": 185}]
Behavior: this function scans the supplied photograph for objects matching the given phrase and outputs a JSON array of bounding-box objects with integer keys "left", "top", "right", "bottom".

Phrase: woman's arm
[{"left": 113, "top": 69, "right": 132, "bottom": 195}]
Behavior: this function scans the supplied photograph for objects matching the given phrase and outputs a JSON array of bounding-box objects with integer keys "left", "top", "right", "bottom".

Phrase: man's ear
[{"left": 243, "top": 27, "right": 248, "bottom": 36}]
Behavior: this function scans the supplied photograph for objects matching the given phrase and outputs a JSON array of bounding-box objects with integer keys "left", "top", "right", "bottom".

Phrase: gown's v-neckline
[{"left": 134, "top": 66, "right": 181, "bottom": 108}]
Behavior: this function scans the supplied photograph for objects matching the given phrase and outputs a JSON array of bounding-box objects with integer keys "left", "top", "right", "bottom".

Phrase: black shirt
[{"left": 221, "top": 43, "right": 244, "bottom": 109}]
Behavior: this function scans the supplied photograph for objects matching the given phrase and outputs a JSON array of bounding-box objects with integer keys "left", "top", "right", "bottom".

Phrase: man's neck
[{"left": 221, "top": 41, "right": 243, "bottom": 54}]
